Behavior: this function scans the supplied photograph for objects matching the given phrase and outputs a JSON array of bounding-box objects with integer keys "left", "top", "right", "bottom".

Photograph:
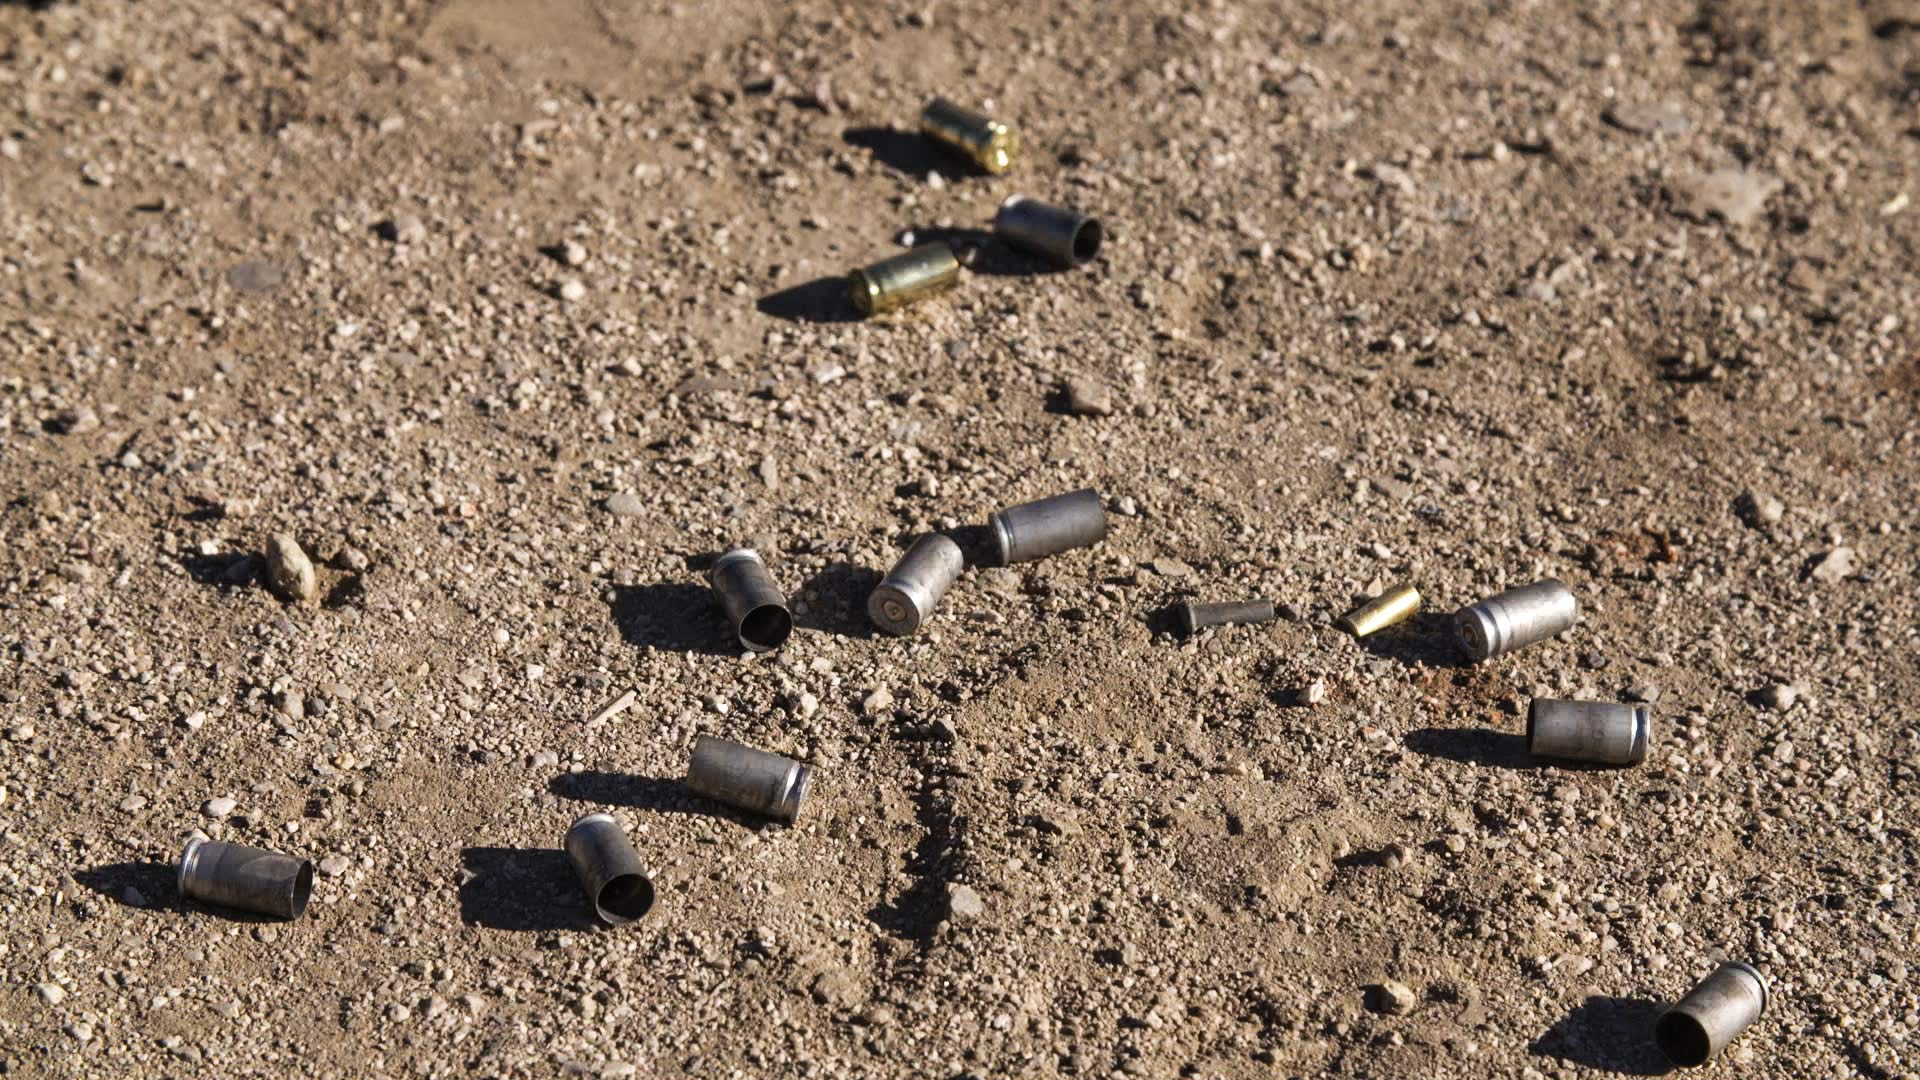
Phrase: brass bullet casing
[
  {"left": 563, "top": 813, "right": 655, "bottom": 927},
  {"left": 920, "top": 97, "right": 1018, "bottom": 174},
  {"left": 994, "top": 196, "right": 1104, "bottom": 268},
  {"left": 178, "top": 837, "right": 313, "bottom": 920},
  {"left": 1656, "top": 961, "right": 1769, "bottom": 1067},
  {"left": 848, "top": 244, "right": 962, "bottom": 317},
  {"left": 1337, "top": 584, "right": 1421, "bottom": 638}
]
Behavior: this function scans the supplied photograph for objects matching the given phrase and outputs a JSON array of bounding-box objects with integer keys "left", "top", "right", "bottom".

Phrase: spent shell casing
[
  {"left": 563, "top": 813, "right": 655, "bottom": 927},
  {"left": 1655, "top": 961, "right": 1769, "bottom": 1067},
  {"left": 869, "top": 533, "right": 964, "bottom": 636},
  {"left": 988, "top": 488, "right": 1107, "bottom": 565},
  {"left": 1454, "top": 578, "right": 1577, "bottom": 661},
  {"left": 709, "top": 548, "right": 793, "bottom": 653},
  {"left": 686, "top": 735, "right": 812, "bottom": 822},
  {"left": 919, "top": 97, "right": 1018, "bottom": 174},
  {"left": 1179, "top": 599, "right": 1276, "bottom": 636},
  {"left": 1336, "top": 584, "right": 1422, "bottom": 638},
  {"left": 177, "top": 837, "right": 313, "bottom": 920},
  {"left": 1527, "top": 698, "right": 1651, "bottom": 766},
  {"left": 848, "top": 244, "right": 962, "bottom": 317},
  {"left": 993, "top": 196, "right": 1104, "bottom": 268}
]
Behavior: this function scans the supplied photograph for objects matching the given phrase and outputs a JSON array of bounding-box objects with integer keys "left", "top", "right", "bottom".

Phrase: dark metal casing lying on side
[
  {"left": 709, "top": 548, "right": 793, "bottom": 653},
  {"left": 1454, "top": 578, "right": 1578, "bottom": 661},
  {"left": 1527, "top": 698, "right": 1652, "bottom": 765},
  {"left": 993, "top": 196, "right": 1104, "bottom": 268},
  {"left": 563, "top": 813, "right": 655, "bottom": 927},
  {"left": 1179, "top": 599, "right": 1276, "bottom": 636},
  {"left": 177, "top": 837, "right": 314, "bottom": 920},
  {"left": 988, "top": 488, "right": 1107, "bottom": 565},
  {"left": 869, "top": 534, "right": 965, "bottom": 636},
  {"left": 686, "top": 735, "right": 811, "bottom": 822},
  {"left": 919, "top": 98, "right": 1019, "bottom": 174},
  {"left": 1655, "top": 960, "right": 1769, "bottom": 1067}
]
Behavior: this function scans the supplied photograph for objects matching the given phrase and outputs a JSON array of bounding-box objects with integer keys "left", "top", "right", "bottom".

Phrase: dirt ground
[{"left": 1, "top": 0, "right": 1917, "bottom": 1077}]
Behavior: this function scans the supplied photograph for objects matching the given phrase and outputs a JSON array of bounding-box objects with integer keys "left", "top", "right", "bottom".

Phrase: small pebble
[
  {"left": 947, "top": 883, "right": 985, "bottom": 921},
  {"left": 604, "top": 493, "right": 645, "bottom": 517},
  {"left": 1373, "top": 980, "right": 1417, "bottom": 1015},
  {"left": 202, "top": 797, "right": 237, "bottom": 819},
  {"left": 264, "top": 533, "right": 317, "bottom": 603},
  {"left": 317, "top": 856, "right": 350, "bottom": 877},
  {"left": 1809, "top": 547, "right": 1856, "bottom": 585},
  {"left": 1758, "top": 683, "right": 1801, "bottom": 711},
  {"left": 557, "top": 279, "right": 587, "bottom": 302},
  {"left": 1064, "top": 376, "right": 1114, "bottom": 417}
]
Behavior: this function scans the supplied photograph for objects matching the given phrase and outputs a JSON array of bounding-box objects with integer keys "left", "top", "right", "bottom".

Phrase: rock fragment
[
  {"left": 51, "top": 406, "right": 100, "bottom": 435},
  {"left": 946, "top": 883, "right": 985, "bottom": 922},
  {"left": 1670, "top": 169, "right": 1782, "bottom": 226},
  {"left": 1757, "top": 683, "right": 1802, "bottom": 711},
  {"left": 1735, "top": 490, "right": 1785, "bottom": 527},
  {"left": 264, "top": 534, "right": 317, "bottom": 603},
  {"left": 1063, "top": 376, "right": 1114, "bottom": 417},
  {"left": 603, "top": 493, "right": 645, "bottom": 517},
  {"left": 1370, "top": 979, "right": 1417, "bottom": 1015},
  {"left": 202, "top": 797, "right": 237, "bottom": 819},
  {"left": 1604, "top": 102, "right": 1691, "bottom": 135},
  {"left": 1809, "top": 547, "right": 1856, "bottom": 584}
]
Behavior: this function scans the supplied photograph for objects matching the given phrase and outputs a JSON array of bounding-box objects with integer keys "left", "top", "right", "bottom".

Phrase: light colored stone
[
  {"left": 202, "top": 797, "right": 237, "bottom": 819},
  {"left": 1671, "top": 169, "right": 1781, "bottom": 227},
  {"left": 947, "top": 883, "right": 985, "bottom": 921},
  {"left": 1064, "top": 376, "right": 1114, "bottom": 417},
  {"left": 264, "top": 533, "right": 316, "bottom": 603},
  {"left": 604, "top": 493, "right": 645, "bottom": 517},
  {"left": 1374, "top": 979, "right": 1417, "bottom": 1015},
  {"left": 862, "top": 687, "right": 895, "bottom": 716},
  {"left": 1809, "top": 547, "right": 1856, "bottom": 585}
]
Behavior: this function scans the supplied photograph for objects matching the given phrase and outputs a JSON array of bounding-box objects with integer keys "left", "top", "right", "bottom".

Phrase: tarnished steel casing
[
  {"left": 709, "top": 548, "right": 793, "bottom": 653},
  {"left": 1527, "top": 698, "right": 1652, "bottom": 765},
  {"left": 178, "top": 837, "right": 313, "bottom": 920},
  {"left": 988, "top": 489, "right": 1107, "bottom": 565},
  {"left": 1455, "top": 578, "right": 1577, "bottom": 661},
  {"left": 994, "top": 196, "right": 1103, "bottom": 267},
  {"left": 869, "top": 534, "right": 965, "bottom": 636},
  {"left": 686, "top": 735, "right": 811, "bottom": 822},
  {"left": 1655, "top": 961, "right": 1769, "bottom": 1067},
  {"left": 563, "top": 813, "right": 655, "bottom": 927}
]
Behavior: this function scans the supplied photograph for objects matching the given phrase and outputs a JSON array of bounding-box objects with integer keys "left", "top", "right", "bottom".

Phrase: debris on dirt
[
  {"left": 1670, "top": 169, "right": 1782, "bottom": 226},
  {"left": 1808, "top": 546, "right": 1857, "bottom": 584},
  {"left": 1604, "top": 101, "right": 1691, "bottom": 135},
  {"left": 1369, "top": 980, "right": 1418, "bottom": 1015},
  {"left": 947, "top": 883, "right": 985, "bottom": 922},
  {"left": 264, "top": 534, "right": 317, "bottom": 603},
  {"left": 1736, "top": 489, "right": 1785, "bottom": 527}
]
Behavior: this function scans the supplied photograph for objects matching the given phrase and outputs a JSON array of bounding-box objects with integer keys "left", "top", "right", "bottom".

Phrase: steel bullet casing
[
  {"left": 686, "top": 735, "right": 811, "bottom": 822},
  {"left": 1656, "top": 961, "right": 1769, "bottom": 1067},
  {"left": 848, "top": 244, "right": 962, "bottom": 316},
  {"left": 1180, "top": 599, "right": 1276, "bottom": 636},
  {"left": 988, "top": 488, "right": 1108, "bottom": 565},
  {"left": 1455, "top": 578, "right": 1578, "bottom": 661},
  {"left": 709, "top": 548, "right": 792, "bottom": 653},
  {"left": 1528, "top": 698, "right": 1652, "bottom": 765},
  {"left": 919, "top": 98, "right": 1018, "bottom": 174},
  {"left": 869, "top": 534, "right": 964, "bottom": 636},
  {"left": 1336, "top": 584, "right": 1422, "bottom": 638},
  {"left": 994, "top": 196, "right": 1104, "bottom": 267},
  {"left": 563, "top": 813, "right": 655, "bottom": 926},
  {"left": 177, "top": 837, "right": 313, "bottom": 920}
]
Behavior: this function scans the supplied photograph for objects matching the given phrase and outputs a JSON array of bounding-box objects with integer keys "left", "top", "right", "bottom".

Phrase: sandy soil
[{"left": 1, "top": 0, "right": 1917, "bottom": 1077}]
